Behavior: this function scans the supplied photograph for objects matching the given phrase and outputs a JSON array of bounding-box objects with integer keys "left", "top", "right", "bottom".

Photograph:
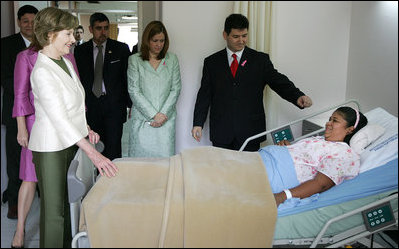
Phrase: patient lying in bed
[{"left": 259, "top": 107, "right": 369, "bottom": 206}]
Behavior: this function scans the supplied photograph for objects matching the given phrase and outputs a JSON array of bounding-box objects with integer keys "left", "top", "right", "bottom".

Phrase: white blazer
[{"left": 28, "top": 51, "right": 88, "bottom": 152}]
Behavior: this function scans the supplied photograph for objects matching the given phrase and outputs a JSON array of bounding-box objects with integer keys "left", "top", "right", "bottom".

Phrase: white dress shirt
[
  {"left": 226, "top": 47, "right": 244, "bottom": 66},
  {"left": 20, "top": 33, "right": 31, "bottom": 48}
]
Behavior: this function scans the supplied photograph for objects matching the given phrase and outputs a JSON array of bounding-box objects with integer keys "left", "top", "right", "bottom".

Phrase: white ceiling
[{"left": 59, "top": 1, "right": 138, "bottom": 24}]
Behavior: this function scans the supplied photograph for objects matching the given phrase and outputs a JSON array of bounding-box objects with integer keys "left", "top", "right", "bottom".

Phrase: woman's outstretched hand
[
  {"left": 90, "top": 151, "right": 119, "bottom": 178},
  {"left": 77, "top": 137, "right": 118, "bottom": 178}
]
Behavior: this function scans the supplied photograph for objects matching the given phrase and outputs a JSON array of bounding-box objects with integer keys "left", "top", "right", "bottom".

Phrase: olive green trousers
[{"left": 33, "top": 146, "right": 78, "bottom": 248}]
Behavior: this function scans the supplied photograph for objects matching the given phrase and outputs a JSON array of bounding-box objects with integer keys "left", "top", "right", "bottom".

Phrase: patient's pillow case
[
  {"left": 357, "top": 108, "right": 398, "bottom": 173},
  {"left": 350, "top": 124, "right": 385, "bottom": 154}
]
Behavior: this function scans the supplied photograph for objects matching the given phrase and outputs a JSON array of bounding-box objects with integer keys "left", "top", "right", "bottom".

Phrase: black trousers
[
  {"left": 87, "top": 95, "right": 125, "bottom": 160},
  {"left": 212, "top": 138, "right": 260, "bottom": 152},
  {"left": 3, "top": 121, "right": 22, "bottom": 205}
]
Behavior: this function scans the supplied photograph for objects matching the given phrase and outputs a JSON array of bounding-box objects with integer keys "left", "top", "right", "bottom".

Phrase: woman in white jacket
[{"left": 28, "top": 7, "right": 118, "bottom": 248}]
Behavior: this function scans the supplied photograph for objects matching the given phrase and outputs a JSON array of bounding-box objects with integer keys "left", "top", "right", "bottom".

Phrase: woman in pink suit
[{"left": 11, "top": 45, "right": 79, "bottom": 248}]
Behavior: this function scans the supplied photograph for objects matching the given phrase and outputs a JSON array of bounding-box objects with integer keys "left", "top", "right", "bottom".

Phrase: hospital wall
[
  {"left": 346, "top": 1, "right": 398, "bottom": 117},
  {"left": 272, "top": 1, "right": 398, "bottom": 125},
  {"left": 266, "top": 1, "right": 352, "bottom": 129},
  {"left": 162, "top": 1, "right": 233, "bottom": 152}
]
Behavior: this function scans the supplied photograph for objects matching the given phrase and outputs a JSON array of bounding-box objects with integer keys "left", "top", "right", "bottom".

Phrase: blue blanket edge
[{"left": 278, "top": 158, "right": 398, "bottom": 217}]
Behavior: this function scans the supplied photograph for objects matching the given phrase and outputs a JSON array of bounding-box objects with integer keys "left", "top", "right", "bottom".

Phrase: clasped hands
[{"left": 150, "top": 112, "right": 168, "bottom": 128}]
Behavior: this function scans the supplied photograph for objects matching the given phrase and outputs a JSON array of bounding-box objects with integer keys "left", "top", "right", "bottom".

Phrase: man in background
[
  {"left": 74, "top": 25, "right": 85, "bottom": 45},
  {"left": 1, "top": 4, "right": 38, "bottom": 219},
  {"left": 74, "top": 12, "right": 132, "bottom": 160},
  {"left": 70, "top": 25, "right": 85, "bottom": 54}
]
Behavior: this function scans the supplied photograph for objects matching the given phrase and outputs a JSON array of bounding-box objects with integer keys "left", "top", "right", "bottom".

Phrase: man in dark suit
[
  {"left": 74, "top": 12, "right": 132, "bottom": 160},
  {"left": 131, "top": 43, "right": 138, "bottom": 55},
  {"left": 74, "top": 25, "right": 85, "bottom": 46},
  {"left": 69, "top": 25, "right": 85, "bottom": 54},
  {"left": 192, "top": 14, "right": 313, "bottom": 151},
  {"left": 0, "top": 5, "right": 38, "bottom": 219}
]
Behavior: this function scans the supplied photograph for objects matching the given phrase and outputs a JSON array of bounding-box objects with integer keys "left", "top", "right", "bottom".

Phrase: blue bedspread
[
  {"left": 258, "top": 146, "right": 299, "bottom": 193},
  {"left": 258, "top": 147, "right": 398, "bottom": 217},
  {"left": 278, "top": 158, "right": 398, "bottom": 217}
]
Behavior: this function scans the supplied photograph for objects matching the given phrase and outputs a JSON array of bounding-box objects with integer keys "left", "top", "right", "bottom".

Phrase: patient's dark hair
[{"left": 335, "top": 106, "right": 368, "bottom": 144}]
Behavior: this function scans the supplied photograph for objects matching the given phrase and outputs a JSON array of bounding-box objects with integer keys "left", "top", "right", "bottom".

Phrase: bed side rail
[
  {"left": 311, "top": 193, "right": 398, "bottom": 248},
  {"left": 239, "top": 99, "right": 360, "bottom": 151},
  {"left": 67, "top": 140, "right": 104, "bottom": 239},
  {"left": 72, "top": 232, "right": 89, "bottom": 248},
  {"left": 273, "top": 193, "right": 398, "bottom": 247}
]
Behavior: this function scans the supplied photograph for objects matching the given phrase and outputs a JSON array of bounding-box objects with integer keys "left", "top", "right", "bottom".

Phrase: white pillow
[
  {"left": 350, "top": 124, "right": 385, "bottom": 154},
  {"left": 359, "top": 108, "right": 398, "bottom": 173}
]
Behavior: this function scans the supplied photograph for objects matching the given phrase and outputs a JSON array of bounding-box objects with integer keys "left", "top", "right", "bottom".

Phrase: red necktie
[{"left": 230, "top": 54, "right": 238, "bottom": 77}]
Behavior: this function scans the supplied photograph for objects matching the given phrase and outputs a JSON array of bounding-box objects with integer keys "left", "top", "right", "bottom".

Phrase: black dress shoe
[
  {"left": 7, "top": 204, "right": 18, "bottom": 219},
  {"left": 2, "top": 190, "right": 8, "bottom": 203}
]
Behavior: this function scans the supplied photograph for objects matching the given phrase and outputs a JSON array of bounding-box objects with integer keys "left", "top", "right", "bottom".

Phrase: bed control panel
[
  {"left": 271, "top": 125, "right": 294, "bottom": 144},
  {"left": 362, "top": 201, "right": 396, "bottom": 232}
]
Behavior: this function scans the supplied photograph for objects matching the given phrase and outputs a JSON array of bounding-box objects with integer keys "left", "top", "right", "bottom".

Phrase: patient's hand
[
  {"left": 274, "top": 192, "right": 285, "bottom": 207},
  {"left": 277, "top": 140, "right": 291, "bottom": 146}
]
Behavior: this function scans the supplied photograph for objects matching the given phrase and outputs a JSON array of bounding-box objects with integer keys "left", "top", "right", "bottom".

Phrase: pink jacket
[{"left": 12, "top": 47, "right": 80, "bottom": 118}]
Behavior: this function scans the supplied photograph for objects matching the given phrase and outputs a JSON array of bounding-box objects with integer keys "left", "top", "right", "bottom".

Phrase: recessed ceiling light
[{"left": 122, "top": 15, "right": 137, "bottom": 20}]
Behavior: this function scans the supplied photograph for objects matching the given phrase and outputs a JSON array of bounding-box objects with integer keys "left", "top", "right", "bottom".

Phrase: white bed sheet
[{"left": 359, "top": 107, "right": 398, "bottom": 173}]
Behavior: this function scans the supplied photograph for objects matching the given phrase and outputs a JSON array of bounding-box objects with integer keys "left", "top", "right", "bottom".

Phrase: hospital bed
[{"left": 68, "top": 99, "right": 398, "bottom": 248}]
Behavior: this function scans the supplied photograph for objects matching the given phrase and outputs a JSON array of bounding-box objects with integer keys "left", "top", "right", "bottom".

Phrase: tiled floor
[{"left": 1, "top": 193, "right": 40, "bottom": 248}]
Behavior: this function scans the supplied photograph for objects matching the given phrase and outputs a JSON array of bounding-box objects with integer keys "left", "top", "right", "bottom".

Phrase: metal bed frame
[
  {"left": 273, "top": 193, "right": 398, "bottom": 248},
  {"left": 68, "top": 99, "right": 398, "bottom": 248}
]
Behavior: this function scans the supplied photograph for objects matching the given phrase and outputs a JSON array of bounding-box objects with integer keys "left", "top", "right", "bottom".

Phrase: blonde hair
[{"left": 31, "top": 7, "right": 78, "bottom": 50}]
